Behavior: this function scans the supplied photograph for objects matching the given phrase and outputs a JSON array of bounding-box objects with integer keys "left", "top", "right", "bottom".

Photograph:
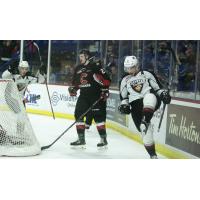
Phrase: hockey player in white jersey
[
  {"left": 0, "top": 60, "right": 45, "bottom": 146},
  {"left": 118, "top": 56, "right": 171, "bottom": 159},
  {"left": 2, "top": 60, "right": 45, "bottom": 105}
]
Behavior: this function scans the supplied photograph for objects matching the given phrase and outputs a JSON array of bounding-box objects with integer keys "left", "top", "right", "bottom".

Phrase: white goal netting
[{"left": 0, "top": 79, "right": 41, "bottom": 156}]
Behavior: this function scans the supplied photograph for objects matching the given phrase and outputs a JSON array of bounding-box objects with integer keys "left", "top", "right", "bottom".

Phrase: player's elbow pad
[
  {"left": 93, "top": 74, "right": 111, "bottom": 87},
  {"left": 2, "top": 70, "right": 12, "bottom": 79}
]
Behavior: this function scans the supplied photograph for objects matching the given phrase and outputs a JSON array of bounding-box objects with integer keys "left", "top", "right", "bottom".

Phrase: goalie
[{"left": 118, "top": 56, "right": 171, "bottom": 159}]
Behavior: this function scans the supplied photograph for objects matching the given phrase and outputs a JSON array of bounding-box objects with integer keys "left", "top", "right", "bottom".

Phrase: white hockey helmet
[
  {"left": 18, "top": 61, "right": 29, "bottom": 70},
  {"left": 124, "top": 56, "right": 139, "bottom": 72}
]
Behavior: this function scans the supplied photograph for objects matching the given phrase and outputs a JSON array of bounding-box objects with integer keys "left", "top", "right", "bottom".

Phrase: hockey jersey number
[{"left": 80, "top": 73, "right": 88, "bottom": 85}]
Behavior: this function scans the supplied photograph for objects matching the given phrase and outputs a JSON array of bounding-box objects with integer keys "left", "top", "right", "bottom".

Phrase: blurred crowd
[{"left": 1, "top": 40, "right": 200, "bottom": 97}]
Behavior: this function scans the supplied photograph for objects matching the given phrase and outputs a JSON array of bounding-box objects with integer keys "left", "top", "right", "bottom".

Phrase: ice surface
[{"left": 25, "top": 114, "right": 167, "bottom": 159}]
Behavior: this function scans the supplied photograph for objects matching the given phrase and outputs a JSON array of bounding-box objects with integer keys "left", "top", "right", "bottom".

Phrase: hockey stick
[
  {"left": 157, "top": 103, "right": 166, "bottom": 132},
  {"left": 156, "top": 42, "right": 176, "bottom": 132},
  {"left": 45, "top": 79, "right": 55, "bottom": 119},
  {"left": 41, "top": 97, "right": 103, "bottom": 150},
  {"left": 33, "top": 41, "right": 55, "bottom": 119}
]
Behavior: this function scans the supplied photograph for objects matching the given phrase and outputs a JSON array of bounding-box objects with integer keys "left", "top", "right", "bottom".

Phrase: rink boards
[{"left": 25, "top": 84, "right": 200, "bottom": 159}]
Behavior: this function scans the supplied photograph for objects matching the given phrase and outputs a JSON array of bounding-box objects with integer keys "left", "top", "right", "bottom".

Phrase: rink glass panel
[{"left": 2, "top": 40, "right": 200, "bottom": 100}]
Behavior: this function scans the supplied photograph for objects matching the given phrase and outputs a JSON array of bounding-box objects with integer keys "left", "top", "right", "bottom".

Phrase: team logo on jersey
[
  {"left": 17, "top": 83, "right": 26, "bottom": 91},
  {"left": 131, "top": 84, "right": 143, "bottom": 93},
  {"left": 130, "top": 79, "right": 144, "bottom": 93}
]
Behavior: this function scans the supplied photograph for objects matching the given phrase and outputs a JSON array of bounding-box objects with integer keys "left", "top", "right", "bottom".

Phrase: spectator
[
  {"left": 0, "top": 40, "right": 20, "bottom": 76},
  {"left": 156, "top": 41, "right": 171, "bottom": 79},
  {"left": 143, "top": 45, "right": 154, "bottom": 72},
  {"left": 110, "top": 64, "right": 118, "bottom": 87},
  {"left": 178, "top": 47, "right": 196, "bottom": 91}
]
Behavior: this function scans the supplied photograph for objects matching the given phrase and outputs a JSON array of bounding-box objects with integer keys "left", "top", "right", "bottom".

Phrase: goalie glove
[
  {"left": 68, "top": 86, "right": 77, "bottom": 97},
  {"left": 160, "top": 90, "right": 171, "bottom": 104},
  {"left": 100, "top": 88, "right": 109, "bottom": 101}
]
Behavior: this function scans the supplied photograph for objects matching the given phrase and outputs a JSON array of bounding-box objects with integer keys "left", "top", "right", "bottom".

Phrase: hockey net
[{"left": 0, "top": 79, "right": 41, "bottom": 156}]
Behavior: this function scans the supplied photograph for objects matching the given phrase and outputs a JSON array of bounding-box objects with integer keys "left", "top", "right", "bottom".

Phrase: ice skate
[
  {"left": 150, "top": 155, "right": 158, "bottom": 159},
  {"left": 70, "top": 139, "right": 86, "bottom": 149},
  {"left": 97, "top": 137, "right": 108, "bottom": 149}
]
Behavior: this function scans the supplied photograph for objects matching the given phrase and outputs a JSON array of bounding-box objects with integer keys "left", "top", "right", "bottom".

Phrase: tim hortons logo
[{"left": 168, "top": 114, "right": 200, "bottom": 144}]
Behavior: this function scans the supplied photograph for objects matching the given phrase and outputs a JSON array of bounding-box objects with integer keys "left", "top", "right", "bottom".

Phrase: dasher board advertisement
[
  {"left": 106, "top": 92, "right": 127, "bottom": 126},
  {"left": 166, "top": 104, "right": 200, "bottom": 157}
]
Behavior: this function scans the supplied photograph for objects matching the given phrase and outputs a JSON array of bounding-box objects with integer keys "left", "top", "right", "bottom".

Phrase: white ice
[{"left": 28, "top": 114, "right": 167, "bottom": 159}]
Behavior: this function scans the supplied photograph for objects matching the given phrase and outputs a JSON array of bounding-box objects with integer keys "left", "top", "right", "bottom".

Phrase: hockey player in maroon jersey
[
  {"left": 118, "top": 56, "right": 171, "bottom": 158},
  {"left": 68, "top": 49, "right": 111, "bottom": 148}
]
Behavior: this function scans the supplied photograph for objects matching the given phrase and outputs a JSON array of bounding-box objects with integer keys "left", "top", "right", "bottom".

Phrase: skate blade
[
  {"left": 150, "top": 155, "right": 158, "bottom": 159},
  {"left": 70, "top": 145, "right": 86, "bottom": 150},
  {"left": 97, "top": 145, "right": 108, "bottom": 150}
]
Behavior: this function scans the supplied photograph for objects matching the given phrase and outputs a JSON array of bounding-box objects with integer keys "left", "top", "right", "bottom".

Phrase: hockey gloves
[
  {"left": 100, "top": 88, "right": 109, "bottom": 101},
  {"left": 118, "top": 104, "right": 131, "bottom": 115},
  {"left": 68, "top": 86, "right": 77, "bottom": 96},
  {"left": 39, "top": 64, "right": 47, "bottom": 75},
  {"left": 160, "top": 90, "right": 171, "bottom": 104}
]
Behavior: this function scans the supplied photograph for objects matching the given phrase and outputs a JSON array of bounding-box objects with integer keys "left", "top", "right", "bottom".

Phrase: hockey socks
[
  {"left": 70, "top": 122, "right": 86, "bottom": 147},
  {"left": 96, "top": 122, "right": 108, "bottom": 147}
]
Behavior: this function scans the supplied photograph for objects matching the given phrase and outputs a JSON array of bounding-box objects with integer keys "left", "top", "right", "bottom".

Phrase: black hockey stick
[
  {"left": 41, "top": 97, "right": 103, "bottom": 150},
  {"left": 156, "top": 42, "right": 176, "bottom": 132},
  {"left": 157, "top": 103, "right": 166, "bottom": 132},
  {"left": 45, "top": 79, "right": 55, "bottom": 119},
  {"left": 33, "top": 41, "right": 55, "bottom": 119}
]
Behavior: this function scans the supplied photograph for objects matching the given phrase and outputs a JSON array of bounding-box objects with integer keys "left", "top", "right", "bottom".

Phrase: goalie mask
[{"left": 124, "top": 56, "right": 139, "bottom": 74}]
